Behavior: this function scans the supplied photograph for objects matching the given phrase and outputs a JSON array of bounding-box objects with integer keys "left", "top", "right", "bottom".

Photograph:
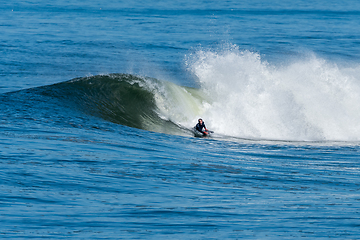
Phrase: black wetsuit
[{"left": 195, "top": 122, "right": 206, "bottom": 133}]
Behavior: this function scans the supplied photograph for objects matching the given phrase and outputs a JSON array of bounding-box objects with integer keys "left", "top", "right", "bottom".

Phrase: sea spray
[{"left": 186, "top": 45, "right": 360, "bottom": 141}]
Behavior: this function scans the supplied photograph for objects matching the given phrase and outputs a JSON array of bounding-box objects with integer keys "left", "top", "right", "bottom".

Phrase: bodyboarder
[{"left": 195, "top": 118, "right": 209, "bottom": 136}]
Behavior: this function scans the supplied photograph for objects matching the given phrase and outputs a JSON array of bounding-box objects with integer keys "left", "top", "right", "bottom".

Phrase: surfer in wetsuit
[{"left": 195, "top": 118, "right": 209, "bottom": 135}]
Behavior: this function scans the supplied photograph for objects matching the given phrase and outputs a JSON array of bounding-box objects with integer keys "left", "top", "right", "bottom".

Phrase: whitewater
[
  {"left": 185, "top": 46, "right": 360, "bottom": 141},
  {"left": 2, "top": 0, "right": 360, "bottom": 239}
]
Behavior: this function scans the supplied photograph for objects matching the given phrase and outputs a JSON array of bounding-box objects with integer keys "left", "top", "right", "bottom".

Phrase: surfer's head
[{"left": 198, "top": 118, "right": 203, "bottom": 124}]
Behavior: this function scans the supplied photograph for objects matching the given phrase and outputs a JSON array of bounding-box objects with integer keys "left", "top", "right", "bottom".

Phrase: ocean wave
[{"left": 4, "top": 45, "right": 360, "bottom": 142}]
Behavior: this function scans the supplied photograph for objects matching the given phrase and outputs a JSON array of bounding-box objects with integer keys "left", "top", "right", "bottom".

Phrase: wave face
[
  {"left": 187, "top": 45, "right": 360, "bottom": 141},
  {"left": 38, "top": 74, "right": 206, "bottom": 135}
]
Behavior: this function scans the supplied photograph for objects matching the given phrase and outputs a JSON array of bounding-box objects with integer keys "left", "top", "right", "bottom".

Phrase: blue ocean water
[{"left": 1, "top": 0, "right": 360, "bottom": 239}]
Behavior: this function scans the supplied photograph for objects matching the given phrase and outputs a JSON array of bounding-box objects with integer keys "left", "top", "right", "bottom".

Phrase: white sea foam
[{"left": 181, "top": 44, "right": 360, "bottom": 141}]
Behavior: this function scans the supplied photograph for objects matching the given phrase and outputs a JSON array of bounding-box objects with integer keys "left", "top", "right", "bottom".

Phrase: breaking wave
[{"left": 12, "top": 45, "right": 360, "bottom": 141}]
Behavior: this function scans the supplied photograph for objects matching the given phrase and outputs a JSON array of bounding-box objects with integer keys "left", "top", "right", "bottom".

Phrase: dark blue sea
[{"left": 2, "top": 0, "right": 360, "bottom": 239}]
